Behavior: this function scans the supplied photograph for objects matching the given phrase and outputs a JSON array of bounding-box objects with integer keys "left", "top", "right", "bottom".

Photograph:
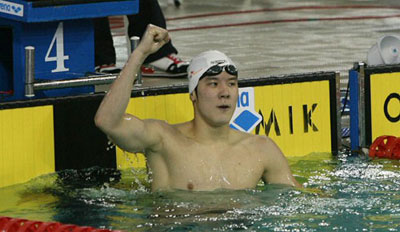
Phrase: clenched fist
[{"left": 135, "top": 24, "right": 170, "bottom": 56}]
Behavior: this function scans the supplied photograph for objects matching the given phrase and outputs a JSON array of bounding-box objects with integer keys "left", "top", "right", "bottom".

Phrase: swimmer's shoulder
[
  {"left": 143, "top": 119, "right": 191, "bottom": 133},
  {"left": 144, "top": 119, "right": 194, "bottom": 140},
  {"left": 230, "top": 128, "right": 272, "bottom": 144},
  {"left": 171, "top": 121, "right": 198, "bottom": 140},
  {"left": 142, "top": 118, "right": 170, "bottom": 131},
  {"left": 230, "top": 129, "right": 278, "bottom": 154}
]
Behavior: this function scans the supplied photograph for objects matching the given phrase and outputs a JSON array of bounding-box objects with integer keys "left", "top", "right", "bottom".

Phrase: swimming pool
[{"left": 1, "top": 152, "right": 399, "bottom": 231}]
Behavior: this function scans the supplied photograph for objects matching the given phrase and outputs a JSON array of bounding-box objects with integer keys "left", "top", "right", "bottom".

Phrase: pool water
[{"left": 1, "top": 152, "right": 400, "bottom": 231}]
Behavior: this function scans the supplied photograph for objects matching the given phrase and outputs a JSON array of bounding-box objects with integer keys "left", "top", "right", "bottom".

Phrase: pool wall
[
  {"left": 0, "top": 72, "right": 340, "bottom": 188},
  {"left": 350, "top": 64, "right": 400, "bottom": 150}
]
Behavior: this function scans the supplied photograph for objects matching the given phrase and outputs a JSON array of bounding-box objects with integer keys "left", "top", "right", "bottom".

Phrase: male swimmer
[{"left": 95, "top": 24, "right": 301, "bottom": 191}]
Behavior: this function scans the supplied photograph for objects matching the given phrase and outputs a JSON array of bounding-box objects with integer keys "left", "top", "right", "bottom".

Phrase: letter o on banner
[{"left": 384, "top": 93, "right": 400, "bottom": 123}]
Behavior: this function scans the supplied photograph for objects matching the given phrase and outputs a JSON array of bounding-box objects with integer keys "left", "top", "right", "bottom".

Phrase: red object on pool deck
[
  {"left": 369, "top": 135, "right": 400, "bottom": 159},
  {"left": 0, "top": 217, "right": 122, "bottom": 232}
]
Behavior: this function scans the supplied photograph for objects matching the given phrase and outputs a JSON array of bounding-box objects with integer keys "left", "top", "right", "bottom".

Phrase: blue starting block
[{"left": 0, "top": 0, "right": 138, "bottom": 101}]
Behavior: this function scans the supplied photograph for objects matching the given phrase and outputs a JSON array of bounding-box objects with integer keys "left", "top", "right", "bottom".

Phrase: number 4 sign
[
  {"left": 28, "top": 19, "right": 94, "bottom": 81},
  {"left": 45, "top": 22, "right": 69, "bottom": 73},
  {"left": 20, "top": 19, "right": 94, "bottom": 97}
]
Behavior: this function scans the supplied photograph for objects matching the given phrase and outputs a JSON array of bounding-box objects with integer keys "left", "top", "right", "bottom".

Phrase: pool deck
[{"left": 110, "top": 0, "right": 400, "bottom": 90}]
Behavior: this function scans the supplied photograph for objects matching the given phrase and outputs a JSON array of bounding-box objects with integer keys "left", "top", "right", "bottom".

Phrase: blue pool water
[{"left": 1, "top": 152, "right": 400, "bottom": 231}]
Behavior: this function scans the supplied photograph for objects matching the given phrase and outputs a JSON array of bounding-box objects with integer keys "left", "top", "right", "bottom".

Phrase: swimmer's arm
[
  {"left": 95, "top": 25, "right": 170, "bottom": 153},
  {"left": 262, "top": 139, "right": 302, "bottom": 188},
  {"left": 105, "top": 116, "right": 166, "bottom": 153}
]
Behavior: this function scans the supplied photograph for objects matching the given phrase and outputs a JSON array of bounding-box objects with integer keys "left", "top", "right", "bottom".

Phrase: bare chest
[{"left": 149, "top": 140, "right": 265, "bottom": 191}]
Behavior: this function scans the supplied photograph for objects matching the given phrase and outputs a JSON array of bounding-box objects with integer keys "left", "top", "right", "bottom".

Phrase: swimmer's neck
[{"left": 188, "top": 118, "right": 232, "bottom": 144}]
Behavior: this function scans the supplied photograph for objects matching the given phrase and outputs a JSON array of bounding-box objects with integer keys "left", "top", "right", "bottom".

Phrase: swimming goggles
[{"left": 201, "top": 64, "right": 238, "bottom": 78}]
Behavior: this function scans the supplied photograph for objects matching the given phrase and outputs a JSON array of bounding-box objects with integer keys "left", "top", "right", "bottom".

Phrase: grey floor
[{"left": 111, "top": 0, "right": 400, "bottom": 89}]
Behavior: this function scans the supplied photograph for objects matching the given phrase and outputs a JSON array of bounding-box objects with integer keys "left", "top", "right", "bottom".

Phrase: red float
[
  {"left": 369, "top": 135, "right": 400, "bottom": 159},
  {"left": 0, "top": 217, "right": 122, "bottom": 232}
]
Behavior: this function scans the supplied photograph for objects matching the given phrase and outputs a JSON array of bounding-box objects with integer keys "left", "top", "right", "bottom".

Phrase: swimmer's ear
[{"left": 190, "top": 91, "right": 197, "bottom": 102}]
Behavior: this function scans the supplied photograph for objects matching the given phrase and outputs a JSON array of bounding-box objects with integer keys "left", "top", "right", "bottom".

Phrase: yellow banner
[
  {"left": 0, "top": 106, "right": 55, "bottom": 188},
  {"left": 117, "top": 80, "right": 334, "bottom": 168},
  {"left": 370, "top": 73, "right": 400, "bottom": 141},
  {"left": 254, "top": 81, "right": 332, "bottom": 156}
]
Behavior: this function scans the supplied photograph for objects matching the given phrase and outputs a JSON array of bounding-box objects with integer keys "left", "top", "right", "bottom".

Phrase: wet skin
[
  {"left": 143, "top": 72, "right": 299, "bottom": 191},
  {"left": 94, "top": 24, "right": 300, "bottom": 192}
]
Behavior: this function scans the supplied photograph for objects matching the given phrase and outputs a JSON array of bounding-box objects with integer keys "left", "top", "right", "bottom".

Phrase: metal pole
[
  {"left": 358, "top": 62, "right": 366, "bottom": 148},
  {"left": 33, "top": 74, "right": 118, "bottom": 90},
  {"left": 23, "top": 37, "right": 144, "bottom": 96},
  {"left": 335, "top": 71, "right": 342, "bottom": 152},
  {"left": 130, "top": 36, "right": 142, "bottom": 86},
  {"left": 25, "top": 46, "right": 35, "bottom": 98}
]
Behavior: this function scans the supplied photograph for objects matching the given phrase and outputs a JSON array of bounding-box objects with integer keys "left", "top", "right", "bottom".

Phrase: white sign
[
  {"left": 0, "top": 0, "right": 23, "bottom": 17},
  {"left": 45, "top": 22, "right": 70, "bottom": 73},
  {"left": 230, "top": 87, "right": 262, "bottom": 133}
]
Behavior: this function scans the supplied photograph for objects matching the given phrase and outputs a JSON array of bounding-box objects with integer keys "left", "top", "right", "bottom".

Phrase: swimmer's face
[{"left": 192, "top": 71, "right": 238, "bottom": 127}]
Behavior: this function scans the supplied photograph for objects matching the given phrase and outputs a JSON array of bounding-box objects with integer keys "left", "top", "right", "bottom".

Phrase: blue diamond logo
[{"left": 231, "top": 110, "right": 261, "bottom": 132}]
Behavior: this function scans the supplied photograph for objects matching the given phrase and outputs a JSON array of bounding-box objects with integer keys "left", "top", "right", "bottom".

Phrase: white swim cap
[{"left": 187, "top": 50, "right": 236, "bottom": 93}]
